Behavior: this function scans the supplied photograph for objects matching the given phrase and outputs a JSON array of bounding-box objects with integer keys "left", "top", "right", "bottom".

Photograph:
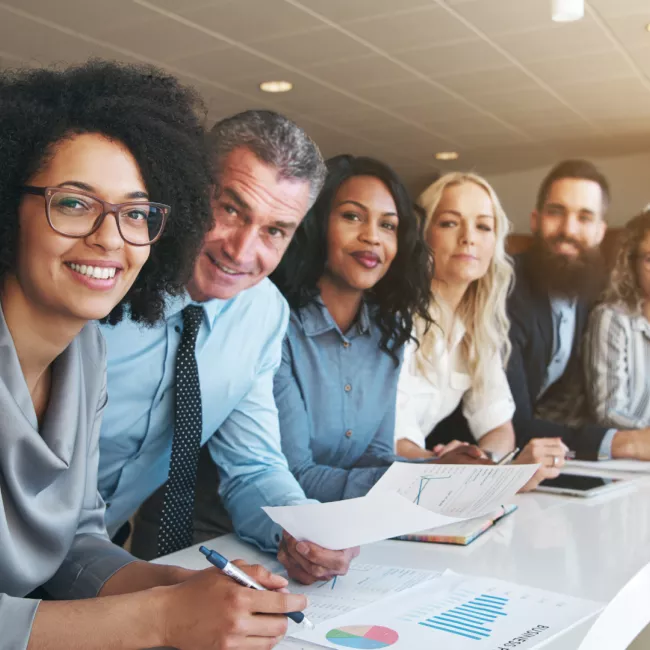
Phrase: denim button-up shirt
[{"left": 274, "top": 299, "right": 402, "bottom": 501}]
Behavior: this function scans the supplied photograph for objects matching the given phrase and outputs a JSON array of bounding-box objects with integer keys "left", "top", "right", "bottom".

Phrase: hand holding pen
[
  {"left": 200, "top": 546, "right": 315, "bottom": 630},
  {"left": 154, "top": 557, "right": 308, "bottom": 649}
]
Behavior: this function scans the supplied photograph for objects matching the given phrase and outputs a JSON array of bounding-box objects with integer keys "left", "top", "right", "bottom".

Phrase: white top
[{"left": 395, "top": 304, "right": 515, "bottom": 448}]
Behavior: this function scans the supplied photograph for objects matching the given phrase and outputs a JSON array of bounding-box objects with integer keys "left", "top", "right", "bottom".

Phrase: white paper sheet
[
  {"left": 292, "top": 571, "right": 603, "bottom": 650},
  {"left": 287, "top": 564, "right": 442, "bottom": 626},
  {"left": 370, "top": 462, "right": 539, "bottom": 519},
  {"left": 263, "top": 490, "right": 461, "bottom": 550},
  {"left": 568, "top": 459, "right": 650, "bottom": 474}
]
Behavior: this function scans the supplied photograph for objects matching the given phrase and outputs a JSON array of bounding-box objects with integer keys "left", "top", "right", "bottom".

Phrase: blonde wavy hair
[
  {"left": 415, "top": 172, "right": 513, "bottom": 393},
  {"left": 602, "top": 210, "right": 650, "bottom": 313}
]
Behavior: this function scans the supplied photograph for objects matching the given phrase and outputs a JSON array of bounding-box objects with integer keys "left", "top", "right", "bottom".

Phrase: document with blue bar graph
[{"left": 291, "top": 571, "right": 602, "bottom": 650}]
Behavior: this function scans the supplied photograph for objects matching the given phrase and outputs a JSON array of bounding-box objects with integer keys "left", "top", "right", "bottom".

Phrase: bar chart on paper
[
  {"left": 417, "top": 591, "right": 508, "bottom": 640},
  {"left": 293, "top": 572, "right": 603, "bottom": 650}
]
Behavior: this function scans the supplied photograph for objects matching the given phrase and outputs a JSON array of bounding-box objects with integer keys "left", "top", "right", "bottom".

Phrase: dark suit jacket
[{"left": 506, "top": 252, "right": 608, "bottom": 459}]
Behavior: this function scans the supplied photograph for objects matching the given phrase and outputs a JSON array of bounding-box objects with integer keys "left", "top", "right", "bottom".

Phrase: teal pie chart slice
[{"left": 326, "top": 625, "right": 399, "bottom": 649}]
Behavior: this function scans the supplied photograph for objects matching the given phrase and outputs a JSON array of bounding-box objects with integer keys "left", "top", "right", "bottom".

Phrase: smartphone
[{"left": 535, "top": 473, "right": 627, "bottom": 498}]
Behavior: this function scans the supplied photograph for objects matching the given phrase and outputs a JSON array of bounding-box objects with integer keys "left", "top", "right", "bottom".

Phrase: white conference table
[{"left": 157, "top": 468, "right": 650, "bottom": 649}]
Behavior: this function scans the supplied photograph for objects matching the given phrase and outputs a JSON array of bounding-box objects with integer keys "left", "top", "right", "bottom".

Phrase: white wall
[{"left": 486, "top": 151, "right": 650, "bottom": 233}]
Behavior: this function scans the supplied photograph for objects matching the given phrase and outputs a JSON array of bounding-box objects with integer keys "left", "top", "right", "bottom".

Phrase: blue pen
[{"left": 199, "top": 546, "right": 314, "bottom": 630}]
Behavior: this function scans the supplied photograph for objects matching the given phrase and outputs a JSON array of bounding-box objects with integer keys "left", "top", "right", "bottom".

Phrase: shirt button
[
  {"left": 344, "top": 384, "right": 352, "bottom": 392},
  {"left": 345, "top": 430, "right": 353, "bottom": 438},
  {"left": 174, "top": 325, "right": 181, "bottom": 333},
  {"left": 343, "top": 341, "right": 350, "bottom": 348}
]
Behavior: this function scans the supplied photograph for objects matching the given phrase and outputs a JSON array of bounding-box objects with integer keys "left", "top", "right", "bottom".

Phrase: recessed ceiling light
[
  {"left": 435, "top": 151, "right": 459, "bottom": 161},
  {"left": 645, "top": 22, "right": 650, "bottom": 32},
  {"left": 259, "top": 80, "right": 293, "bottom": 93},
  {"left": 551, "top": 0, "right": 584, "bottom": 22}
]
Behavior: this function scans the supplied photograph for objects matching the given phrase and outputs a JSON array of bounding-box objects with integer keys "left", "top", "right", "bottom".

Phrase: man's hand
[
  {"left": 278, "top": 531, "right": 360, "bottom": 585},
  {"left": 432, "top": 442, "right": 492, "bottom": 465},
  {"left": 160, "top": 562, "right": 305, "bottom": 650},
  {"left": 514, "top": 438, "right": 568, "bottom": 492}
]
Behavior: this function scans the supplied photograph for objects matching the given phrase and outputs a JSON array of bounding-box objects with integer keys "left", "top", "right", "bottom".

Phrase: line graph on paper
[{"left": 414, "top": 475, "right": 452, "bottom": 505}]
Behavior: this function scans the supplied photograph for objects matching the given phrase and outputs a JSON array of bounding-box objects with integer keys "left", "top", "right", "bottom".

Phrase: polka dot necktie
[{"left": 156, "top": 305, "right": 204, "bottom": 557}]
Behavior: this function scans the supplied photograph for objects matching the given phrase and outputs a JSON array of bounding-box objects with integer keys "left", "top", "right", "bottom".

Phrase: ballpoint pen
[
  {"left": 199, "top": 546, "right": 315, "bottom": 630},
  {"left": 497, "top": 447, "right": 520, "bottom": 465}
]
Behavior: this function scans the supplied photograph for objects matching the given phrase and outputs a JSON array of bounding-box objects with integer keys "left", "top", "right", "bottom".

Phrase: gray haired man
[{"left": 98, "top": 112, "right": 359, "bottom": 629}]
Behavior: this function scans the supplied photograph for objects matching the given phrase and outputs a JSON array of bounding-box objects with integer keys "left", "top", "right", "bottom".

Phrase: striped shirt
[{"left": 584, "top": 303, "right": 650, "bottom": 429}]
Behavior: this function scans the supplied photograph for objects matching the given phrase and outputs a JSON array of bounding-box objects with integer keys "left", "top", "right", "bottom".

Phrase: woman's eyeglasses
[{"left": 22, "top": 185, "right": 170, "bottom": 246}]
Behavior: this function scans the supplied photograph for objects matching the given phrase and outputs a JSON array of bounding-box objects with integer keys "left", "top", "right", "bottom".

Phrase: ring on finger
[{"left": 552, "top": 456, "right": 559, "bottom": 467}]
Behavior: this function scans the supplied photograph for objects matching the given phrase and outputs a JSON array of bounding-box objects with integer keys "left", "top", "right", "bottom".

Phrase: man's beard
[{"left": 526, "top": 233, "right": 607, "bottom": 300}]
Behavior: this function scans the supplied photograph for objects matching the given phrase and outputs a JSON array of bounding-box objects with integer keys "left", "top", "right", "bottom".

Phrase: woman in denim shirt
[{"left": 271, "top": 155, "right": 483, "bottom": 502}]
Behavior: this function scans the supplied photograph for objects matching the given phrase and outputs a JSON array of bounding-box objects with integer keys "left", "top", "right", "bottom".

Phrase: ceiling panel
[
  {"left": 0, "top": 6, "right": 139, "bottom": 64},
  {"left": 494, "top": 19, "right": 614, "bottom": 62},
  {"left": 100, "top": 16, "right": 229, "bottom": 63},
  {"left": 525, "top": 50, "right": 636, "bottom": 87},
  {"left": 407, "top": 113, "right": 516, "bottom": 137},
  {"left": 137, "top": 0, "right": 227, "bottom": 11},
  {"left": 627, "top": 44, "right": 650, "bottom": 76},
  {"left": 259, "top": 79, "right": 372, "bottom": 117},
  {"left": 291, "top": 0, "right": 433, "bottom": 24},
  {"left": 471, "top": 87, "right": 573, "bottom": 117},
  {"left": 176, "top": 0, "right": 323, "bottom": 43},
  {"left": 345, "top": 6, "right": 476, "bottom": 52},
  {"left": 0, "top": 0, "right": 648, "bottom": 185},
  {"left": 554, "top": 77, "right": 650, "bottom": 119},
  {"left": 605, "top": 13, "right": 650, "bottom": 48},
  {"left": 595, "top": 117, "right": 650, "bottom": 133},
  {"left": 252, "top": 27, "right": 373, "bottom": 67},
  {"left": 172, "top": 46, "right": 289, "bottom": 88},
  {"left": 451, "top": 130, "right": 530, "bottom": 148},
  {"left": 588, "top": 0, "right": 650, "bottom": 19},
  {"left": 435, "top": 65, "right": 539, "bottom": 98},
  {"left": 395, "top": 39, "right": 512, "bottom": 77},
  {"left": 0, "top": 0, "right": 155, "bottom": 37},
  {"left": 399, "top": 100, "right": 495, "bottom": 124},
  {"left": 449, "top": 0, "right": 553, "bottom": 37},
  {"left": 308, "top": 54, "right": 418, "bottom": 89},
  {"left": 351, "top": 79, "right": 453, "bottom": 109}
]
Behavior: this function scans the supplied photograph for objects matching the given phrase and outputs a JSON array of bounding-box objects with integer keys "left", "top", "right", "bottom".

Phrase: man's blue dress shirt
[{"left": 98, "top": 279, "right": 309, "bottom": 552}]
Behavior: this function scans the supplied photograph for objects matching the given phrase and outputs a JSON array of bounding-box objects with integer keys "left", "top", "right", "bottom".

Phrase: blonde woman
[
  {"left": 395, "top": 172, "right": 567, "bottom": 490},
  {"left": 584, "top": 211, "right": 650, "bottom": 429}
]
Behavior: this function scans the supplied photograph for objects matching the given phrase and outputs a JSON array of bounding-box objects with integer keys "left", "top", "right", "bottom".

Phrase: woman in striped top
[{"left": 585, "top": 211, "right": 650, "bottom": 429}]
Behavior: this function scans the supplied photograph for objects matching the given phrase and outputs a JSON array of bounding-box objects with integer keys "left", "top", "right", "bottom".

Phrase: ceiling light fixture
[
  {"left": 435, "top": 151, "right": 459, "bottom": 161},
  {"left": 259, "top": 80, "right": 293, "bottom": 93},
  {"left": 551, "top": 0, "right": 584, "bottom": 22},
  {"left": 645, "top": 22, "right": 650, "bottom": 32}
]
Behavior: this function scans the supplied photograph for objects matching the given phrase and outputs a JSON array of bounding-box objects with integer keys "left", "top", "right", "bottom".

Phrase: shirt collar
[
  {"left": 550, "top": 294, "right": 577, "bottom": 315},
  {"left": 165, "top": 291, "right": 229, "bottom": 332},
  {"left": 300, "top": 298, "right": 372, "bottom": 339}
]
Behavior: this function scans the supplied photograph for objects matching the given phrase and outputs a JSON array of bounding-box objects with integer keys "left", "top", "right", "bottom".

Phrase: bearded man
[{"left": 508, "top": 159, "right": 650, "bottom": 461}]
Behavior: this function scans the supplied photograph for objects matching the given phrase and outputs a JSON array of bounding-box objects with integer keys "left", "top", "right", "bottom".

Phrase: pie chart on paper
[{"left": 325, "top": 625, "right": 399, "bottom": 649}]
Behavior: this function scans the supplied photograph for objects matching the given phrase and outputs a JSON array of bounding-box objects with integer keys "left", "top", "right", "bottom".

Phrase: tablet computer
[{"left": 535, "top": 473, "right": 628, "bottom": 498}]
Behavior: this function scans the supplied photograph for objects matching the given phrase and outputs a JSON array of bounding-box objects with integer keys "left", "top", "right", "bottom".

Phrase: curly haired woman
[
  {"left": 0, "top": 60, "right": 298, "bottom": 650},
  {"left": 584, "top": 211, "right": 650, "bottom": 429},
  {"left": 270, "top": 155, "right": 487, "bottom": 504}
]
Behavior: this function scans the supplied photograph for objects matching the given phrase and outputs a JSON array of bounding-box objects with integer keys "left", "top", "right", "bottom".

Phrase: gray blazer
[{"left": 0, "top": 305, "right": 134, "bottom": 649}]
